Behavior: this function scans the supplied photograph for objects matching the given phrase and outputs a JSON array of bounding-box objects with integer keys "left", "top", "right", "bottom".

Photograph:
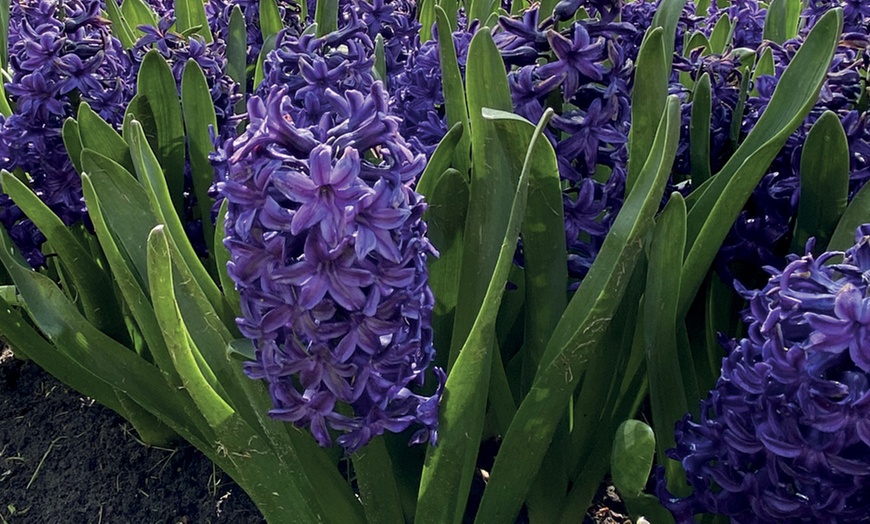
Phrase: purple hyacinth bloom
[
  {"left": 658, "top": 225, "right": 870, "bottom": 523},
  {"left": 221, "top": 41, "right": 442, "bottom": 452}
]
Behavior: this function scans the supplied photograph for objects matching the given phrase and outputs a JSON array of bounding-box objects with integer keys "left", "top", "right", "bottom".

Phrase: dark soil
[
  {"left": 0, "top": 349, "right": 263, "bottom": 524},
  {"left": 1, "top": 347, "right": 632, "bottom": 524}
]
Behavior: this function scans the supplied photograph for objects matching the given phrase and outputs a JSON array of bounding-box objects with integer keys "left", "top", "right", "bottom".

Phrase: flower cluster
[
  {"left": 0, "top": 0, "right": 242, "bottom": 266},
  {"left": 657, "top": 225, "right": 870, "bottom": 523},
  {"left": 666, "top": 0, "right": 870, "bottom": 279},
  {"left": 392, "top": 1, "right": 653, "bottom": 283},
  {"left": 221, "top": 12, "right": 442, "bottom": 452}
]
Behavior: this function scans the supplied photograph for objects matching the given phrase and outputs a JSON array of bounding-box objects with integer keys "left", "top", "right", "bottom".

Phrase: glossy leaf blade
[
  {"left": 259, "top": 0, "right": 283, "bottom": 40},
  {"left": 644, "top": 192, "right": 689, "bottom": 490},
  {"left": 77, "top": 101, "right": 134, "bottom": 173},
  {"left": 689, "top": 73, "right": 712, "bottom": 186},
  {"left": 226, "top": 5, "right": 247, "bottom": 94},
  {"left": 0, "top": 171, "right": 127, "bottom": 343},
  {"left": 829, "top": 180, "right": 870, "bottom": 251},
  {"left": 792, "top": 110, "right": 849, "bottom": 251},
  {"left": 175, "top": 0, "right": 213, "bottom": 42},
  {"left": 416, "top": 108, "right": 553, "bottom": 524},
  {"left": 473, "top": 96, "right": 681, "bottom": 524},
  {"left": 627, "top": 27, "right": 667, "bottom": 194},
  {"left": 448, "top": 28, "right": 514, "bottom": 367},
  {"left": 127, "top": 121, "right": 231, "bottom": 327},
  {"left": 137, "top": 50, "right": 187, "bottom": 216},
  {"left": 181, "top": 59, "right": 219, "bottom": 260},
  {"left": 436, "top": 6, "right": 471, "bottom": 176}
]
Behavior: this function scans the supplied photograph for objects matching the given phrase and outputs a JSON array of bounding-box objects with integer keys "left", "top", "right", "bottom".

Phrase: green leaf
[
  {"left": 123, "top": 94, "right": 160, "bottom": 152},
  {"left": 448, "top": 28, "right": 513, "bottom": 368},
  {"left": 792, "top": 110, "right": 849, "bottom": 252},
  {"left": 689, "top": 73, "right": 712, "bottom": 186},
  {"left": 627, "top": 28, "right": 667, "bottom": 195},
  {"left": 680, "top": 9, "right": 843, "bottom": 316},
  {"left": 0, "top": 81, "right": 11, "bottom": 118},
  {"left": 254, "top": 33, "right": 278, "bottom": 91},
  {"left": 0, "top": 0, "right": 9, "bottom": 69},
  {"left": 104, "top": 0, "right": 137, "bottom": 49},
  {"left": 829, "top": 180, "right": 870, "bottom": 251},
  {"left": 728, "top": 64, "right": 752, "bottom": 147},
  {"left": 80, "top": 149, "right": 159, "bottom": 291},
  {"left": 181, "top": 59, "right": 219, "bottom": 262},
  {"left": 440, "top": 0, "right": 458, "bottom": 31},
  {"left": 651, "top": 0, "right": 689, "bottom": 70},
  {"left": 644, "top": 193, "right": 690, "bottom": 492},
  {"left": 468, "top": 0, "right": 496, "bottom": 28},
  {"left": 0, "top": 171, "right": 128, "bottom": 344},
  {"left": 418, "top": 0, "right": 435, "bottom": 41},
  {"left": 80, "top": 172, "right": 171, "bottom": 371},
  {"left": 416, "top": 123, "right": 463, "bottom": 199},
  {"left": 751, "top": 47, "right": 775, "bottom": 97},
  {"left": 175, "top": 0, "right": 213, "bottom": 42},
  {"left": 473, "top": 96, "right": 680, "bottom": 524},
  {"left": 763, "top": 0, "right": 801, "bottom": 44},
  {"left": 62, "top": 118, "right": 84, "bottom": 174},
  {"left": 415, "top": 108, "right": 554, "bottom": 524},
  {"left": 120, "top": 0, "right": 159, "bottom": 38},
  {"left": 226, "top": 5, "right": 248, "bottom": 97},
  {"left": 436, "top": 6, "right": 472, "bottom": 176},
  {"left": 611, "top": 420, "right": 656, "bottom": 497},
  {"left": 708, "top": 13, "right": 732, "bottom": 54},
  {"left": 520, "top": 118, "right": 566, "bottom": 373},
  {"left": 214, "top": 199, "right": 242, "bottom": 316},
  {"left": 0, "top": 228, "right": 213, "bottom": 450},
  {"left": 763, "top": 0, "right": 788, "bottom": 44},
  {"left": 137, "top": 50, "right": 186, "bottom": 217},
  {"left": 315, "top": 0, "right": 339, "bottom": 36},
  {"left": 352, "top": 437, "right": 404, "bottom": 524},
  {"left": 127, "top": 121, "right": 234, "bottom": 327},
  {"left": 372, "top": 34, "right": 387, "bottom": 82},
  {"left": 148, "top": 226, "right": 233, "bottom": 429},
  {"left": 259, "top": 0, "right": 283, "bottom": 40},
  {"left": 77, "top": 101, "right": 134, "bottom": 174},
  {"left": 424, "top": 167, "right": 469, "bottom": 370}
]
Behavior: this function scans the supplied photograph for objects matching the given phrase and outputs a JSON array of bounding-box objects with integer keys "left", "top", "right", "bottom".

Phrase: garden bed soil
[
  {"left": 0, "top": 348, "right": 262, "bottom": 524},
  {"left": 1, "top": 349, "right": 631, "bottom": 523}
]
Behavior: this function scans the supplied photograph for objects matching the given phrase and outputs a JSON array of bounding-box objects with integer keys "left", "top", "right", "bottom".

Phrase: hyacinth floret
[
  {"left": 222, "top": 27, "right": 441, "bottom": 450},
  {"left": 658, "top": 225, "right": 870, "bottom": 523}
]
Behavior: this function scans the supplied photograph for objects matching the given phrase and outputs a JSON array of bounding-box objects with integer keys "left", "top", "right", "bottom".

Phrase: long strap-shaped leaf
[
  {"left": 136, "top": 50, "right": 186, "bottom": 217},
  {"left": 127, "top": 120, "right": 235, "bottom": 327},
  {"left": 679, "top": 8, "right": 843, "bottom": 315},
  {"left": 0, "top": 228, "right": 213, "bottom": 449},
  {"left": 147, "top": 226, "right": 345, "bottom": 524},
  {"left": 181, "top": 59, "right": 219, "bottom": 264},
  {"left": 415, "top": 108, "right": 555, "bottom": 524},
  {"left": 175, "top": 0, "right": 213, "bottom": 43},
  {"left": 0, "top": 172, "right": 127, "bottom": 344},
  {"left": 791, "top": 110, "right": 849, "bottom": 252},
  {"left": 644, "top": 193, "right": 690, "bottom": 493},
  {"left": 448, "top": 28, "right": 514, "bottom": 368},
  {"left": 626, "top": 28, "right": 667, "bottom": 194},
  {"left": 435, "top": 6, "right": 472, "bottom": 177},
  {"left": 474, "top": 96, "right": 681, "bottom": 524}
]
